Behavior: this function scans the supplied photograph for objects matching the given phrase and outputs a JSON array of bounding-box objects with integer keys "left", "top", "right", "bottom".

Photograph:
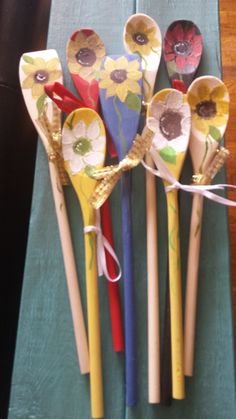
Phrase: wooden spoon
[
  {"left": 147, "top": 88, "right": 191, "bottom": 400},
  {"left": 99, "top": 53, "right": 143, "bottom": 406},
  {"left": 62, "top": 108, "right": 106, "bottom": 418},
  {"left": 124, "top": 13, "right": 162, "bottom": 404},
  {"left": 163, "top": 20, "right": 203, "bottom": 93},
  {"left": 19, "top": 49, "right": 89, "bottom": 375},
  {"left": 184, "top": 75, "right": 229, "bottom": 376},
  {"left": 67, "top": 28, "right": 124, "bottom": 352}
]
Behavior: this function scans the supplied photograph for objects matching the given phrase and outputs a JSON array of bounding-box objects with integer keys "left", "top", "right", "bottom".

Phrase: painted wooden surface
[{"left": 9, "top": 1, "right": 236, "bottom": 419}]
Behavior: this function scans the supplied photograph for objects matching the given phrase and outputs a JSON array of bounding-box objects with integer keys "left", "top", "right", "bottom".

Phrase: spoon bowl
[
  {"left": 124, "top": 13, "right": 162, "bottom": 102},
  {"left": 164, "top": 20, "right": 203, "bottom": 93}
]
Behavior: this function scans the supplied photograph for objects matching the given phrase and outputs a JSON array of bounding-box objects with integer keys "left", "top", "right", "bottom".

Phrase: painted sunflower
[
  {"left": 99, "top": 56, "right": 142, "bottom": 102},
  {"left": 125, "top": 19, "right": 160, "bottom": 56},
  {"left": 67, "top": 30, "right": 105, "bottom": 82},
  {"left": 62, "top": 119, "right": 105, "bottom": 175},
  {"left": 21, "top": 57, "right": 62, "bottom": 99},
  {"left": 147, "top": 90, "right": 191, "bottom": 154},
  {"left": 187, "top": 83, "right": 229, "bottom": 135}
]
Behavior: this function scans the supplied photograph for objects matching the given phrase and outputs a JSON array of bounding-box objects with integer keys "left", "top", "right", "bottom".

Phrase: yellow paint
[
  {"left": 166, "top": 189, "right": 185, "bottom": 399},
  {"left": 64, "top": 108, "right": 105, "bottom": 418},
  {"left": 148, "top": 89, "right": 186, "bottom": 399}
]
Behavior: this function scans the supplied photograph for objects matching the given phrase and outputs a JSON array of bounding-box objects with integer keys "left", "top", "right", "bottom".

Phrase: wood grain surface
[{"left": 219, "top": 0, "right": 236, "bottom": 331}]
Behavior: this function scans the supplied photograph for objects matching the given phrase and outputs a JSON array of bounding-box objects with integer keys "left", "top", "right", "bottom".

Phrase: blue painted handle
[{"left": 121, "top": 171, "right": 137, "bottom": 406}]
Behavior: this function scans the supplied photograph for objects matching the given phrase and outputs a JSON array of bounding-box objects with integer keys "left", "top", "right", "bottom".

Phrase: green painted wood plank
[{"left": 9, "top": 1, "right": 236, "bottom": 418}]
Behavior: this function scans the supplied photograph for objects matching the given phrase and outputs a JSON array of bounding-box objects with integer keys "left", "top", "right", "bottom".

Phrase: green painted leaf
[
  {"left": 160, "top": 146, "right": 177, "bottom": 164},
  {"left": 125, "top": 92, "right": 141, "bottom": 113},
  {"left": 167, "top": 60, "right": 177, "bottom": 76},
  {"left": 36, "top": 93, "right": 47, "bottom": 116},
  {"left": 209, "top": 125, "right": 221, "bottom": 142},
  {"left": 22, "top": 55, "right": 34, "bottom": 64},
  {"left": 84, "top": 165, "right": 96, "bottom": 177}
]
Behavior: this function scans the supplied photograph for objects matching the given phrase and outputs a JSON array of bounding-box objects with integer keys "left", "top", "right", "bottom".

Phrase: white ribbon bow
[
  {"left": 142, "top": 147, "right": 236, "bottom": 207},
  {"left": 84, "top": 210, "right": 122, "bottom": 282}
]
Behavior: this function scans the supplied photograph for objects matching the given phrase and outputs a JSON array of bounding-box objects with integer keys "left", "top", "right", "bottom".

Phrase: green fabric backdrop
[{"left": 9, "top": 0, "right": 236, "bottom": 418}]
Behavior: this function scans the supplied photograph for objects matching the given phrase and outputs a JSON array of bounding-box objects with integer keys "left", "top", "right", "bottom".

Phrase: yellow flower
[
  {"left": 99, "top": 56, "right": 142, "bottom": 102},
  {"left": 22, "top": 57, "right": 62, "bottom": 99},
  {"left": 125, "top": 20, "right": 160, "bottom": 56},
  {"left": 187, "top": 83, "right": 229, "bottom": 135},
  {"left": 67, "top": 31, "right": 105, "bottom": 82}
]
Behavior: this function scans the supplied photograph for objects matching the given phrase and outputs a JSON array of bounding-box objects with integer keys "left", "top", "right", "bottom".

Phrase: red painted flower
[{"left": 164, "top": 21, "right": 203, "bottom": 72}]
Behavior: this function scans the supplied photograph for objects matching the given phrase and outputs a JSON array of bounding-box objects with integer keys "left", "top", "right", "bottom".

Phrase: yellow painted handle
[
  {"left": 166, "top": 189, "right": 185, "bottom": 400},
  {"left": 84, "top": 222, "right": 104, "bottom": 418},
  {"left": 184, "top": 193, "right": 204, "bottom": 376}
]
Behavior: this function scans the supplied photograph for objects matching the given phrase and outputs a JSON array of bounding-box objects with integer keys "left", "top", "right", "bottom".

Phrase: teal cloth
[{"left": 9, "top": 0, "right": 236, "bottom": 418}]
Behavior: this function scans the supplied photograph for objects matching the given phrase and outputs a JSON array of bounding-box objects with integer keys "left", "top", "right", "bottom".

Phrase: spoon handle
[
  {"left": 84, "top": 213, "right": 104, "bottom": 418},
  {"left": 48, "top": 160, "right": 89, "bottom": 374},
  {"left": 100, "top": 200, "right": 124, "bottom": 352},
  {"left": 121, "top": 172, "right": 137, "bottom": 406},
  {"left": 184, "top": 193, "right": 204, "bottom": 376},
  {"left": 166, "top": 189, "right": 185, "bottom": 399},
  {"left": 146, "top": 154, "right": 161, "bottom": 403}
]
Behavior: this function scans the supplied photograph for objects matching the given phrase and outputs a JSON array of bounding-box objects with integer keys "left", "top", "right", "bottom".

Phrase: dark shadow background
[{"left": 0, "top": 1, "right": 51, "bottom": 417}]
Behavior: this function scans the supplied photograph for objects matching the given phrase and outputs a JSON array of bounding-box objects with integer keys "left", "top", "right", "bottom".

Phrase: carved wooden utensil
[
  {"left": 147, "top": 88, "right": 191, "bottom": 400},
  {"left": 99, "top": 53, "right": 143, "bottom": 406},
  {"left": 19, "top": 49, "right": 89, "bottom": 375},
  {"left": 124, "top": 12, "right": 162, "bottom": 404},
  {"left": 62, "top": 107, "right": 106, "bottom": 418},
  {"left": 184, "top": 75, "right": 229, "bottom": 376}
]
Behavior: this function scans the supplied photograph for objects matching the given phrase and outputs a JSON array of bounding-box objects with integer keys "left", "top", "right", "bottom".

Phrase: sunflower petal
[
  {"left": 34, "top": 57, "right": 46, "bottom": 68},
  {"left": 22, "top": 63, "right": 37, "bottom": 75},
  {"left": 216, "top": 100, "right": 229, "bottom": 115},
  {"left": 21, "top": 74, "right": 35, "bottom": 89},
  {"left": 192, "top": 114, "right": 209, "bottom": 134},
  {"left": 116, "top": 83, "right": 128, "bottom": 102},
  {"left": 32, "top": 83, "right": 44, "bottom": 98},
  {"left": 197, "top": 84, "right": 210, "bottom": 101},
  {"left": 104, "top": 57, "right": 116, "bottom": 72},
  {"left": 48, "top": 70, "right": 62, "bottom": 82},
  {"left": 210, "top": 85, "right": 227, "bottom": 101},
  {"left": 115, "top": 56, "right": 128, "bottom": 70},
  {"left": 187, "top": 92, "right": 199, "bottom": 109},
  {"left": 126, "top": 79, "right": 141, "bottom": 95},
  {"left": 127, "top": 70, "right": 142, "bottom": 81},
  {"left": 127, "top": 59, "right": 140, "bottom": 72},
  {"left": 99, "top": 78, "right": 113, "bottom": 89},
  {"left": 106, "top": 82, "right": 118, "bottom": 98},
  {"left": 46, "top": 58, "right": 60, "bottom": 71}
]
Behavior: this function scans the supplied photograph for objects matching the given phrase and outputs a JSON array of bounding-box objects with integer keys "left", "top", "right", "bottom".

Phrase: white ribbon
[
  {"left": 142, "top": 147, "right": 236, "bottom": 207},
  {"left": 84, "top": 210, "right": 122, "bottom": 282}
]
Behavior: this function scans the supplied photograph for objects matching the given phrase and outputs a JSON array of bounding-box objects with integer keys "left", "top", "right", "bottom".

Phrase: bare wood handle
[{"left": 49, "top": 161, "right": 89, "bottom": 374}]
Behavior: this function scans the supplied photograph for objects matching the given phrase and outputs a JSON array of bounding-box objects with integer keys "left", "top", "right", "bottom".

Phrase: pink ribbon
[
  {"left": 84, "top": 210, "right": 122, "bottom": 282},
  {"left": 142, "top": 147, "right": 236, "bottom": 207}
]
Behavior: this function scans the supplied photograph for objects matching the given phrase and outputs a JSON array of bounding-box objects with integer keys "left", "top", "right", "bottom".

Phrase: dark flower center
[
  {"left": 76, "top": 48, "right": 96, "bottom": 67},
  {"left": 159, "top": 110, "right": 182, "bottom": 140},
  {"left": 173, "top": 40, "right": 192, "bottom": 56},
  {"left": 110, "top": 69, "right": 127, "bottom": 84},
  {"left": 73, "top": 136, "right": 92, "bottom": 155},
  {"left": 132, "top": 32, "right": 148, "bottom": 45},
  {"left": 196, "top": 100, "right": 217, "bottom": 119},
  {"left": 34, "top": 70, "right": 49, "bottom": 84}
]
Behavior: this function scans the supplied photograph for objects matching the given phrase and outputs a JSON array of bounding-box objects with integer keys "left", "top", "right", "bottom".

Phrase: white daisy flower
[
  {"left": 147, "top": 90, "right": 191, "bottom": 153},
  {"left": 62, "top": 119, "right": 105, "bottom": 175}
]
